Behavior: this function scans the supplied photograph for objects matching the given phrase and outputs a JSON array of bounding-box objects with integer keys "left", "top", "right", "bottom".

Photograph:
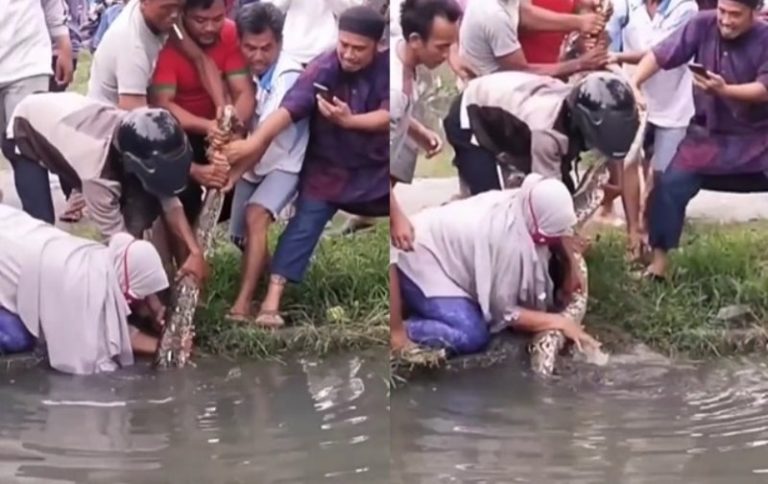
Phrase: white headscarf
[
  {"left": 107, "top": 233, "right": 169, "bottom": 302},
  {"left": 523, "top": 175, "right": 578, "bottom": 238},
  {"left": 477, "top": 174, "right": 576, "bottom": 329}
]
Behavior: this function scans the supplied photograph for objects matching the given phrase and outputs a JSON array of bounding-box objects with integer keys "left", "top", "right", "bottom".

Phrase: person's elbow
[
  {"left": 494, "top": 48, "right": 531, "bottom": 72},
  {"left": 118, "top": 94, "right": 148, "bottom": 111}
]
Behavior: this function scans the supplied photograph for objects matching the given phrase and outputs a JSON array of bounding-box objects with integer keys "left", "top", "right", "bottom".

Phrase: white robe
[
  {"left": 393, "top": 174, "right": 576, "bottom": 332},
  {"left": 0, "top": 204, "right": 133, "bottom": 374}
]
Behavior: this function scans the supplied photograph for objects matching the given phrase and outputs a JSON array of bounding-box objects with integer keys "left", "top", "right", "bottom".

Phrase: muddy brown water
[
  {"left": 392, "top": 348, "right": 768, "bottom": 484},
  {"left": 4, "top": 348, "right": 768, "bottom": 483},
  {"left": 0, "top": 352, "right": 389, "bottom": 484}
]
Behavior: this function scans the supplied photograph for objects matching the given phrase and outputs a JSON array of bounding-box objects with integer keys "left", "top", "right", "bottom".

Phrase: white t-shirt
[
  {"left": 459, "top": 0, "right": 521, "bottom": 77},
  {"left": 390, "top": 0, "right": 404, "bottom": 39},
  {"left": 389, "top": 40, "right": 420, "bottom": 183},
  {"left": 87, "top": 0, "right": 167, "bottom": 105},
  {"left": 0, "top": 0, "right": 68, "bottom": 85},
  {"left": 246, "top": 55, "right": 309, "bottom": 179},
  {"left": 266, "top": 0, "right": 365, "bottom": 65},
  {"left": 616, "top": 0, "right": 697, "bottom": 127}
]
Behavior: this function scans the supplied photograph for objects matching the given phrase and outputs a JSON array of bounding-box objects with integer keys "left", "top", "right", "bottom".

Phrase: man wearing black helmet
[
  {"left": 444, "top": 70, "right": 639, "bottom": 194},
  {"left": 2, "top": 92, "right": 209, "bottom": 285}
]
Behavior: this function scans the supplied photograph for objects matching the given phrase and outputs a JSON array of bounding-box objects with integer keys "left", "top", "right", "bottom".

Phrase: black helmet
[
  {"left": 113, "top": 108, "right": 192, "bottom": 197},
  {"left": 566, "top": 72, "right": 639, "bottom": 159}
]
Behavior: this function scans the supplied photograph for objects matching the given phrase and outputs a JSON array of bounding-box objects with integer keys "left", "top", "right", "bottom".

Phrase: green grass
[
  {"left": 193, "top": 224, "right": 388, "bottom": 359},
  {"left": 587, "top": 222, "right": 768, "bottom": 358},
  {"left": 72, "top": 51, "right": 91, "bottom": 95}
]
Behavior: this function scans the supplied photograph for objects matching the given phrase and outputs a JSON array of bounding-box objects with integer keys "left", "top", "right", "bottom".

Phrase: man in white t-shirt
[
  {"left": 459, "top": 0, "right": 608, "bottom": 77},
  {"left": 265, "top": 0, "right": 367, "bottom": 65},
  {"left": 88, "top": 0, "right": 183, "bottom": 109},
  {"left": 606, "top": 0, "right": 697, "bottom": 255},
  {"left": 390, "top": 0, "right": 461, "bottom": 353}
]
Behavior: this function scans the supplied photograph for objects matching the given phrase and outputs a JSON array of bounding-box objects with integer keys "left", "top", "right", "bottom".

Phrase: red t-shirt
[
  {"left": 152, "top": 20, "right": 248, "bottom": 119},
  {"left": 518, "top": 0, "right": 575, "bottom": 64}
]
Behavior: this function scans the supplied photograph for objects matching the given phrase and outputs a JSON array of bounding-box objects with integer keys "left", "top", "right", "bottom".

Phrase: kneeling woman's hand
[{"left": 550, "top": 314, "right": 601, "bottom": 352}]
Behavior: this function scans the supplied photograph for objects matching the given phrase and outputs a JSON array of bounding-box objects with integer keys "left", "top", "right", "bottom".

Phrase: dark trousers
[
  {"left": 443, "top": 95, "right": 501, "bottom": 195},
  {"left": 271, "top": 193, "right": 388, "bottom": 283},
  {"left": 648, "top": 170, "right": 768, "bottom": 250},
  {"left": 1, "top": 137, "right": 55, "bottom": 224}
]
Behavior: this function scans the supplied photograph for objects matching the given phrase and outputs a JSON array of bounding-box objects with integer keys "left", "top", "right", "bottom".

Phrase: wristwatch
[{"left": 505, "top": 307, "right": 522, "bottom": 325}]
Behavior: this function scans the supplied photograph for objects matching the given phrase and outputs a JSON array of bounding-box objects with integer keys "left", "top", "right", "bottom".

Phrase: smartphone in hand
[
  {"left": 313, "top": 83, "right": 333, "bottom": 102},
  {"left": 688, "top": 62, "right": 710, "bottom": 78}
]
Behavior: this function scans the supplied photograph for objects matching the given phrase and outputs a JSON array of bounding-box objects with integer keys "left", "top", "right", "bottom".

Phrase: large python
[
  {"left": 154, "top": 105, "right": 238, "bottom": 369},
  {"left": 526, "top": 111, "right": 648, "bottom": 376}
]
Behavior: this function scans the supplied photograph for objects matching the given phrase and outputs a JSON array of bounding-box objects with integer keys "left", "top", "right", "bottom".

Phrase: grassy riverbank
[
  {"left": 587, "top": 222, "right": 768, "bottom": 358},
  {"left": 194, "top": 224, "right": 389, "bottom": 359}
]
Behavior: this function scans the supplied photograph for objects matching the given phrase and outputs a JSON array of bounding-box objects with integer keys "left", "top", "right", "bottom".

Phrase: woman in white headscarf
[
  {"left": 390, "top": 174, "right": 599, "bottom": 355},
  {"left": 0, "top": 204, "right": 171, "bottom": 374}
]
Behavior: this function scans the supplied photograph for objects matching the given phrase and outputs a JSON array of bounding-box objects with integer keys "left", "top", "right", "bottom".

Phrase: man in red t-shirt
[{"left": 151, "top": 0, "right": 255, "bottom": 225}]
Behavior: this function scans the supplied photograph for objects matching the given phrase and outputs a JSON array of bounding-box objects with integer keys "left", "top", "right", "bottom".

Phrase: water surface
[
  {"left": 0, "top": 352, "right": 388, "bottom": 483},
  {"left": 392, "top": 348, "right": 768, "bottom": 484}
]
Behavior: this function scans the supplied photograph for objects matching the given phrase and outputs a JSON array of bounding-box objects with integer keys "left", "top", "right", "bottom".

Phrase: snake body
[
  {"left": 154, "top": 106, "right": 238, "bottom": 369},
  {"left": 527, "top": 108, "right": 648, "bottom": 376}
]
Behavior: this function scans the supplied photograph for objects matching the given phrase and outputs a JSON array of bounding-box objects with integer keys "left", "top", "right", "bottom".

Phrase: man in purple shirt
[
  {"left": 224, "top": 5, "right": 388, "bottom": 327},
  {"left": 630, "top": 0, "right": 768, "bottom": 280}
]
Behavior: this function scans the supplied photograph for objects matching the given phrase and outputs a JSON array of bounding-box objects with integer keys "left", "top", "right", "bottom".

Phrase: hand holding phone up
[
  {"left": 688, "top": 63, "right": 726, "bottom": 95},
  {"left": 315, "top": 84, "right": 353, "bottom": 128}
]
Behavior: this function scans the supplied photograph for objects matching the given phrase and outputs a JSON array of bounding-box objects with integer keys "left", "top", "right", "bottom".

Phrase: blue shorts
[{"left": 229, "top": 170, "right": 299, "bottom": 245}]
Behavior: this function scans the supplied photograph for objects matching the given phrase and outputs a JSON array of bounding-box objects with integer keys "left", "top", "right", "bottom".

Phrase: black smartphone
[
  {"left": 313, "top": 82, "right": 332, "bottom": 101},
  {"left": 688, "top": 63, "right": 710, "bottom": 78}
]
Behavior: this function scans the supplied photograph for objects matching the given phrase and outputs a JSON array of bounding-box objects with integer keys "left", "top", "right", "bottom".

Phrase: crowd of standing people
[
  {"left": 0, "top": 0, "right": 388, "bottom": 374},
  {"left": 0, "top": 0, "right": 766, "bottom": 374},
  {"left": 389, "top": 0, "right": 768, "bottom": 360}
]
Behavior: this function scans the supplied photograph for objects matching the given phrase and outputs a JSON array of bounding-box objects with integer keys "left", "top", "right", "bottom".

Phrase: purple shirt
[
  {"left": 280, "top": 49, "right": 389, "bottom": 207},
  {"left": 653, "top": 12, "right": 768, "bottom": 174}
]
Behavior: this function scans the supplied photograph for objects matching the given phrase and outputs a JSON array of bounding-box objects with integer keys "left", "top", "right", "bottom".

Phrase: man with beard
[
  {"left": 151, "top": 0, "right": 255, "bottom": 227},
  {"left": 224, "top": 5, "right": 388, "bottom": 328},
  {"left": 631, "top": 0, "right": 768, "bottom": 280}
]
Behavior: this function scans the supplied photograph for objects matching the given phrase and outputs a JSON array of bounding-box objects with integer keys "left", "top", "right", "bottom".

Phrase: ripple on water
[
  {"left": 392, "top": 354, "right": 768, "bottom": 484},
  {"left": 0, "top": 351, "right": 389, "bottom": 483}
]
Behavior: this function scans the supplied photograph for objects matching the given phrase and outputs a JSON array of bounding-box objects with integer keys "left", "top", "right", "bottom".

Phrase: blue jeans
[
  {"left": 648, "top": 170, "right": 768, "bottom": 250},
  {"left": 648, "top": 170, "right": 700, "bottom": 251},
  {"left": 399, "top": 269, "right": 490, "bottom": 355},
  {"left": 643, "top": 124, "right": 687, "bottom": 173},
  {"left": 7, "top": 155, "right": 55, "bottom": 224},
  {"left": 271, "top": 194, "right": 387, "bottom": 283},
  {"left": 0, "top": 307, "right": 35, "bottom": 354}
]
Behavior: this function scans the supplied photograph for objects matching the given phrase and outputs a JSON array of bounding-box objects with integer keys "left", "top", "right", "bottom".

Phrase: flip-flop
[
  {"left": 59, "top": 195, "right": 86, "bottom": 223},
  {"left": 224, "top": 311, "right": 254, "bottom": 325},
  {"left": 630, "top": 269, "right": 667, "bottom": 283},
  {"left": 253, "top": 310, "right": 285, "bottom": 328},
  {"left": 59, "top": 208, "right": 84, "bottom": 223}
]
